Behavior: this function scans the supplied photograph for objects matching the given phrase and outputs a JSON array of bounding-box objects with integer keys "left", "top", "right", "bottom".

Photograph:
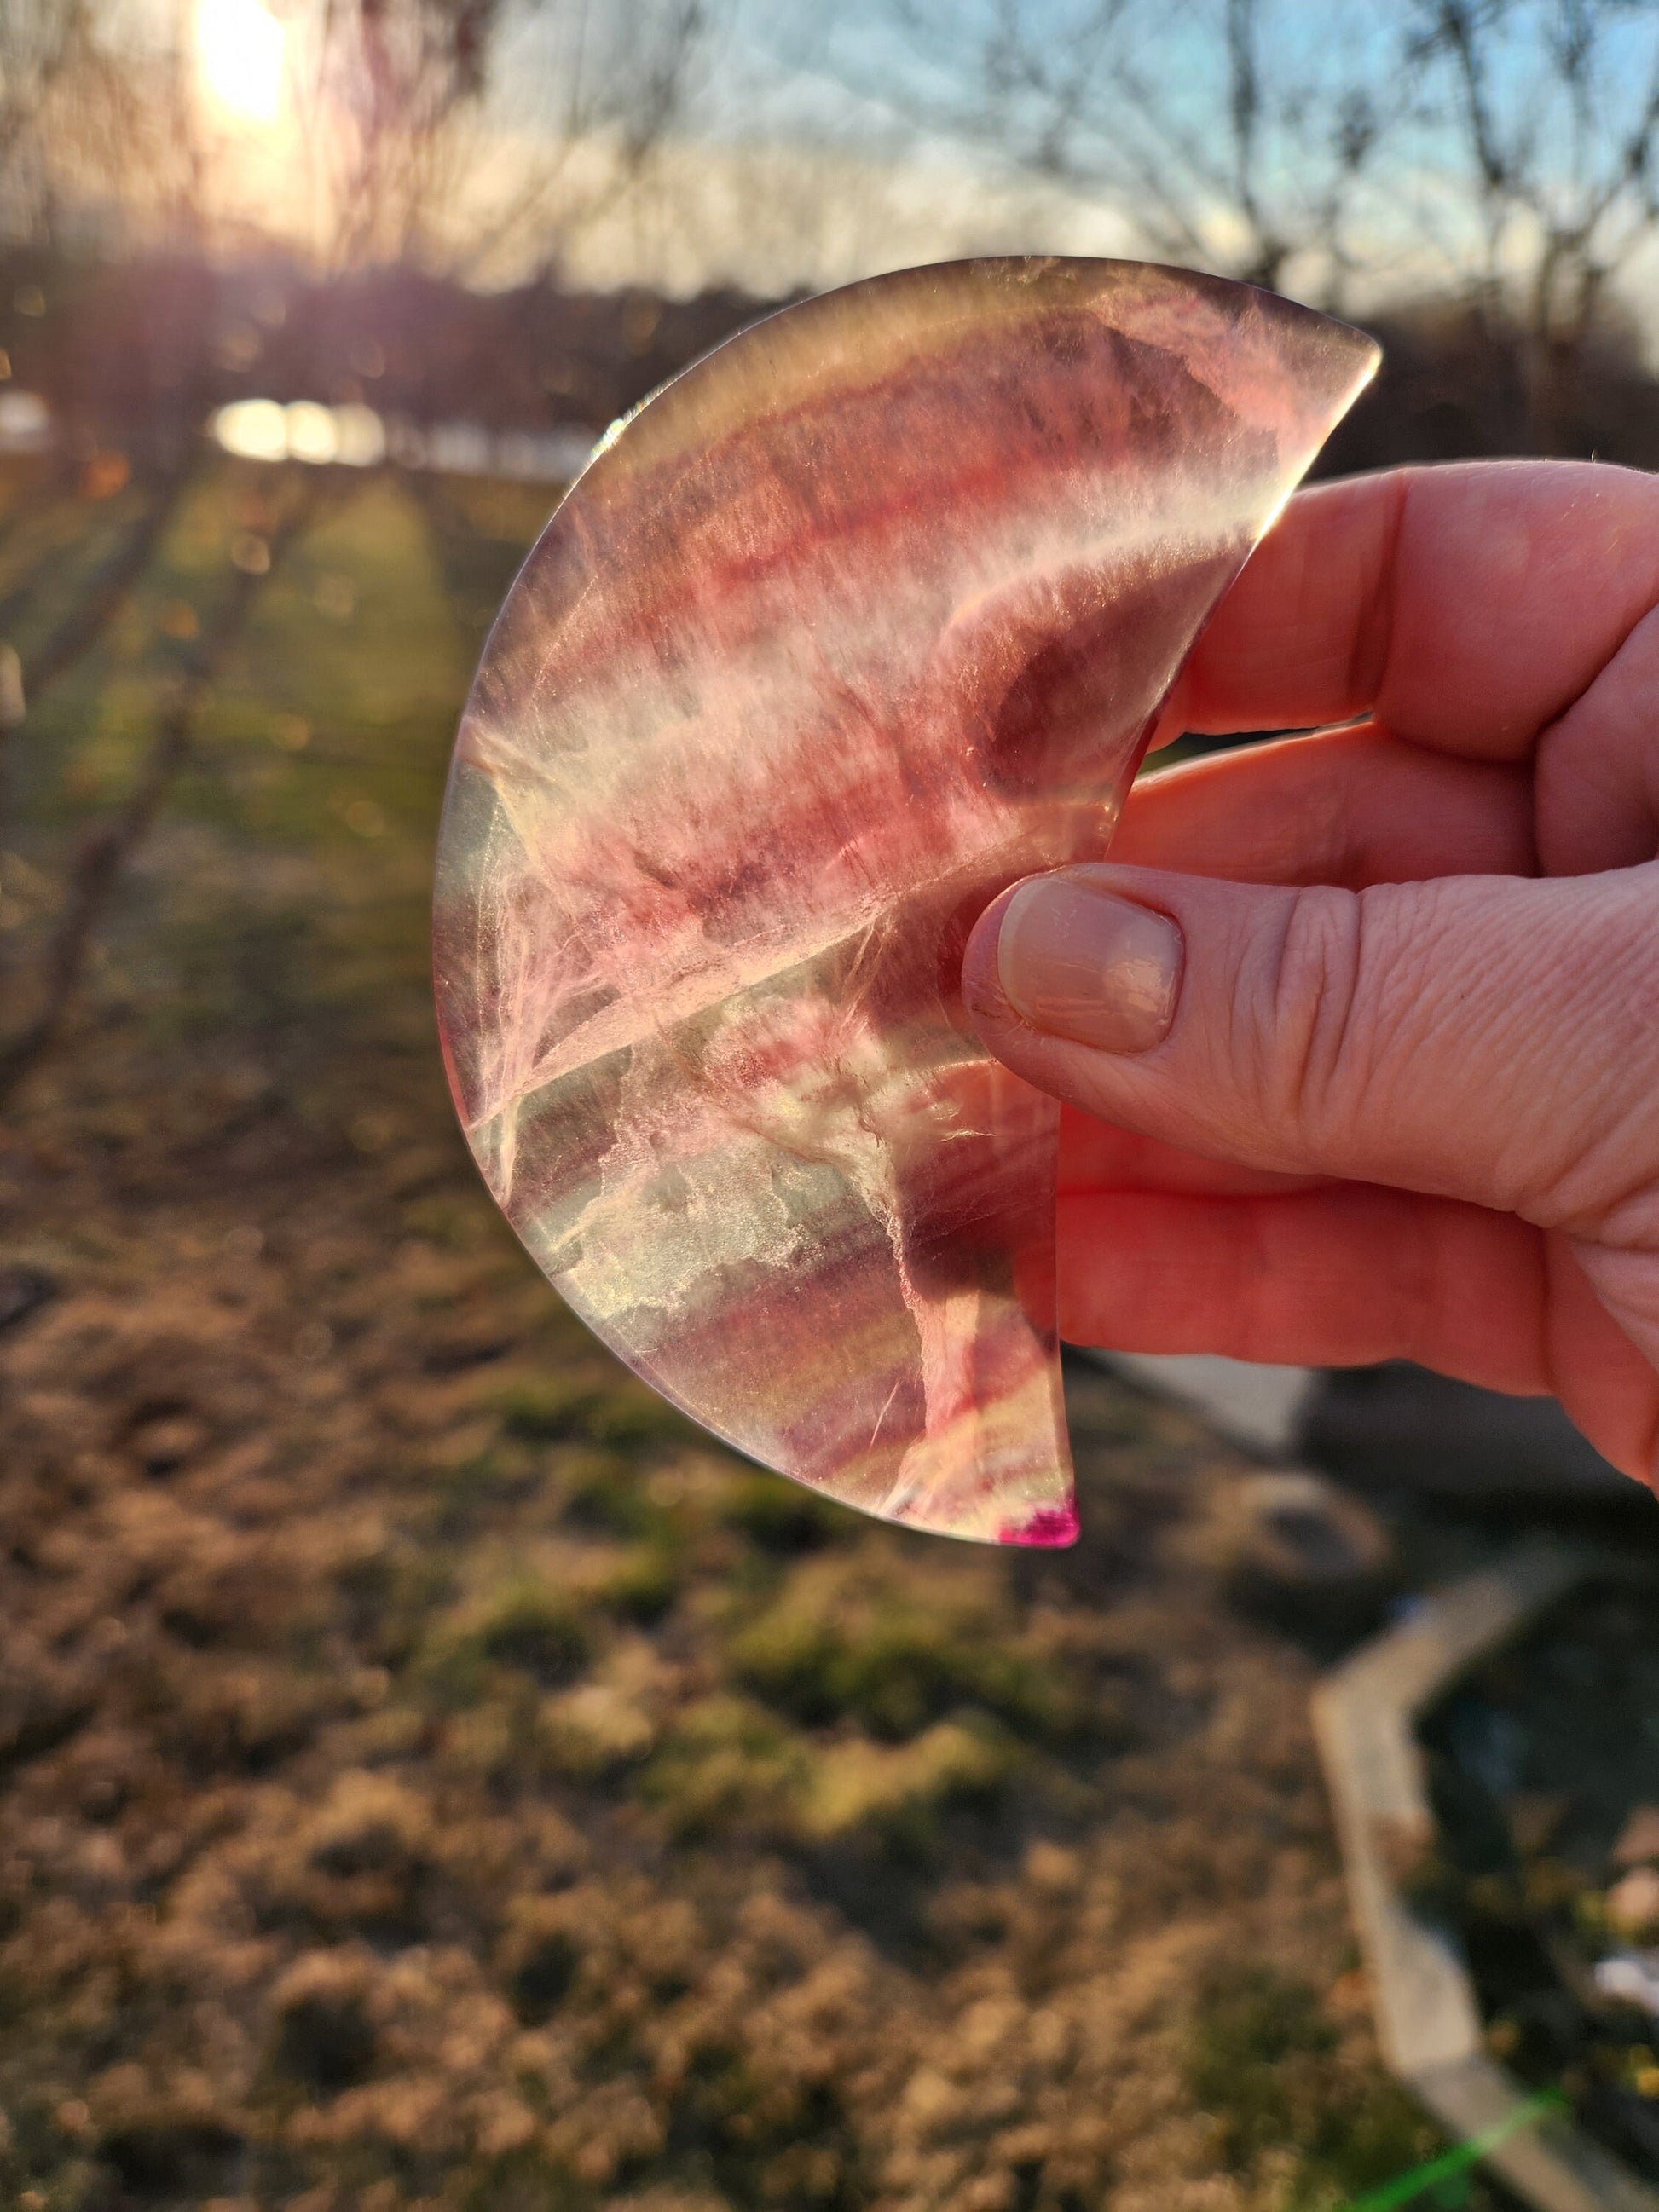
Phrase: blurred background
[{"left": 5, "top": 4, "right": 1659, "bottom": 2208}]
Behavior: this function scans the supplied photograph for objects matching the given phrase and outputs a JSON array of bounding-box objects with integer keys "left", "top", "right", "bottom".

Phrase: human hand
[{"left": 961, "top": 462, "right": 1659, "bottom": 1485}]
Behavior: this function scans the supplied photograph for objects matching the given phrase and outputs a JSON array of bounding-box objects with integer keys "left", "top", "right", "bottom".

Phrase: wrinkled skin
[{"left": 964, "top": 462, "right": 1659, "bottom": 1488}]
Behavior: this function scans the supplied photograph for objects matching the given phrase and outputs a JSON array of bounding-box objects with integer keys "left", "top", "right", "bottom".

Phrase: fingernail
[{"left": 997, "top": 875, "right": 1182, "bottom": 1054}]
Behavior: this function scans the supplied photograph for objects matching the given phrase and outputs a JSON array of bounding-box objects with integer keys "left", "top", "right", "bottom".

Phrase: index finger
[{"left": 1171, "top": 460, "right": 1659, "bottom": 759}]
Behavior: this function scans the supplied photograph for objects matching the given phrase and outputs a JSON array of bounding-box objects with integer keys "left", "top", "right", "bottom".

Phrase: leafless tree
[
  {"left": 853, "top": 0, "right": 1393, "bottom": 301},
  {"left": 286, "top": 0, "right": 713, "bottom": 280},
  {"left": 0, "top": 0, "right": 84, "bottom": 200},
  {"left": 1403, "top": 0, "right": 1659, "bottom": 451},
  {"left": 863, "top": 0, "right": 1659, "bottom": 448}
]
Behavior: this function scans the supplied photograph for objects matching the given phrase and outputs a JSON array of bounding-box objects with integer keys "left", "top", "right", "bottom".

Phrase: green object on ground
[{"left": 1341, "top": 2088, "right": 1569, "bottom": 2211}]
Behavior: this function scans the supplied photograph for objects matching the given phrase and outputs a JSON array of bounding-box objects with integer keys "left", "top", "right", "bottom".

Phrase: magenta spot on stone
[{"left": 1002, "top": 1504, "right": 1082, "bottom": 1549}]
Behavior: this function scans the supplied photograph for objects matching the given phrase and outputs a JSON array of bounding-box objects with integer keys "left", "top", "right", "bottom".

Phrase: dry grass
[{"left": 0, "top": 460, "right": 1453, "bottom": 2210}]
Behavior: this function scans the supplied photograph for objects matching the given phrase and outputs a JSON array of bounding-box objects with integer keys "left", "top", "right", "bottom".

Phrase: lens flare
[{"left": 195, "top": 0, "right": 286, "bottom": 126}]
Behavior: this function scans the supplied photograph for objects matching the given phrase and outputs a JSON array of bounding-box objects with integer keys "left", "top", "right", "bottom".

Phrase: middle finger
[{"left": 1113, "top": 721, "right": 1537, "bottom": 887}]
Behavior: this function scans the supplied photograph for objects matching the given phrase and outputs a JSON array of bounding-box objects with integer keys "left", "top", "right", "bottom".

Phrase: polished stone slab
[{"left": 435, "top": 258, "right": 1377, "bottom": 1541}]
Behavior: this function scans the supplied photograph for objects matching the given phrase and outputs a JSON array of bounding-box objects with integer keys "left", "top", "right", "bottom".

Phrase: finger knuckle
[{"left": 1252, "top": 884, "right": 1370, "bottom": 1153}]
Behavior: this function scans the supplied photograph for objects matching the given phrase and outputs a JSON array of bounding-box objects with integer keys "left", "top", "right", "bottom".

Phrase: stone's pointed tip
[
  {"left": 1000, "top": 1501, "right": 1081, "bottom": 1549},
  {"left": 891, "top": 1485, "right": 1078, "bottom": 1546}
]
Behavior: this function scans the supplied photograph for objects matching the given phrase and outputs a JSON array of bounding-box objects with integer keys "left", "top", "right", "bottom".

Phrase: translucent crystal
[{"left": 434, "top": 258, "right": 1378, "bottom": 1544}]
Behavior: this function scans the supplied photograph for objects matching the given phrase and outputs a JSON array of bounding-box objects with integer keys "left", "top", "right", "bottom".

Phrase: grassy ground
[{"left": 0, "top": 458, "right": 1473, "bottom": 2209}]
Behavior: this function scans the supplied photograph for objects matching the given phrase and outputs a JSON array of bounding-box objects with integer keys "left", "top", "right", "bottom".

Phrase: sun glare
[{"left": 196, "top": 0, "right": 286, "bottom": 126}]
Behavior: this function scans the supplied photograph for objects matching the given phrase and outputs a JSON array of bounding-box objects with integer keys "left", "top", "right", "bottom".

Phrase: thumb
[{"left": 962, "top": 860, "right": 1659, "bottom": 1238}]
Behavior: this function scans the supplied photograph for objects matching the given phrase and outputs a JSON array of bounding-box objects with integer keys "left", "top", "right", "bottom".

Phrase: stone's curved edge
[{"left": 1312, "top": 1539, "right": 1659, "bottom": 2212}]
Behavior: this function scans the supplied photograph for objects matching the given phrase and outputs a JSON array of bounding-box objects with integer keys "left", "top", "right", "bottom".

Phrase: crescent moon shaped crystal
[{"left": 434, "top": 258, "right": 1379, "bottom": 1545}]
